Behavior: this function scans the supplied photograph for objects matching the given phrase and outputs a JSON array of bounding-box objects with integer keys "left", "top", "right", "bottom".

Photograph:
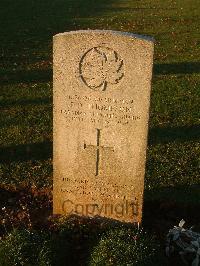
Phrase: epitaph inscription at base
[{"left": 53, "top": 30, "right": 154, "bottom": 223}]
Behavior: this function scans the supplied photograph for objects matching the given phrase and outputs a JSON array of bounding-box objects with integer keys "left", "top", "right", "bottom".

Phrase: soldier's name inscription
[{"left": 60, "top": 94, "right": 141, "bottom": 125}]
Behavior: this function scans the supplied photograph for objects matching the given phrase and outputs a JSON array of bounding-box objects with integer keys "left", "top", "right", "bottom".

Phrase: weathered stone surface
[{"left": 53, "top": 30, "right": 154, "bottom": 223}]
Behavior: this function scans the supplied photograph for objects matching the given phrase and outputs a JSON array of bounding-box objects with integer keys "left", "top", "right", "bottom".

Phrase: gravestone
[{"left": 53, "top": 30, "right": 154, "bottom": 223}]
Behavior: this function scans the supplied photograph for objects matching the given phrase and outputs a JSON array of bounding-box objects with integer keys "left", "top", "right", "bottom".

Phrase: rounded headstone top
[{"left": 53, "top": 30, "right": 154, "bottom": 43}]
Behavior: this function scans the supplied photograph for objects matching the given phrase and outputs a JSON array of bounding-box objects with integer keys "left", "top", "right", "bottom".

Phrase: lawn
[{"left": 0, "top": 0, "right": 199, "bottom": 263}]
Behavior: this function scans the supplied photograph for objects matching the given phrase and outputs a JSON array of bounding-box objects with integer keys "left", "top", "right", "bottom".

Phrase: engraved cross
[{"left": 84, "top": 129, "right": 114, "bottom": 176}]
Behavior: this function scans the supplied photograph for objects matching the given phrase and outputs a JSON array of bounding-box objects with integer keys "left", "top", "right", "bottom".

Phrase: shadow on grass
[
  {"left": 154, "top": 62, "right": 200, "bottom": 75},
  {"left": 0, "top": 141, "right": 52, "bottom": 163},
  {"left": 0, "top": 0, "right": 118, "bottom": 45},
  {"left": 0, "top": 97, "right": 51, "bottom": 109},
  {"left": 143, "top": 185, "right": 200, "bottom": 235},
  {"left": 148, "top": 125, "right": 200, "bottom": 144},
  {"left": 0, "top": 69, "right": 52, "bottom": 85}
]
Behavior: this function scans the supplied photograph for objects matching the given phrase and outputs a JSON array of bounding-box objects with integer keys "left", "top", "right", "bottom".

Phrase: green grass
[
  {"left": 0, "top": 225, "right": 165, "bottom": 266},
  {"left": 0, "top": 0, "right": 199, "bottom": 204},
  {"left": 88, "top": 227, "right": 164, "bottom": 266}
]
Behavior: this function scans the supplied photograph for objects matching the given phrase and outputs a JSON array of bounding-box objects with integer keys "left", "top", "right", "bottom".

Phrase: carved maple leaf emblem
[{"left": 80, "top": 47, "right": 124, "bottom": 91}]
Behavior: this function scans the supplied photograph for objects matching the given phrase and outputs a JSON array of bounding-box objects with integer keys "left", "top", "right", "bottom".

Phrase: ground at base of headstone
[{"left": 0, "top": 185, "right": 200, "bottom": 265}]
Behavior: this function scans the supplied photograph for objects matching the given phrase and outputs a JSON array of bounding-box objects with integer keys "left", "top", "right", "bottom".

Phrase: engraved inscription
[
  {"left": 61, "top": 178, "right": 137, "bottom": 197},
  {"left": 79, "top": 47, "right": 124, "bottom": 91},
  {"left": 60, "top": 94, "right": 141, "bottom": 126}
]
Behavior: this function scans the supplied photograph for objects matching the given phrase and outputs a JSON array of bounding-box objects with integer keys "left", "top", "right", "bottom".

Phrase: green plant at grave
[{"left": 88, "top": 226, "right": 166, "bottom": 266}]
